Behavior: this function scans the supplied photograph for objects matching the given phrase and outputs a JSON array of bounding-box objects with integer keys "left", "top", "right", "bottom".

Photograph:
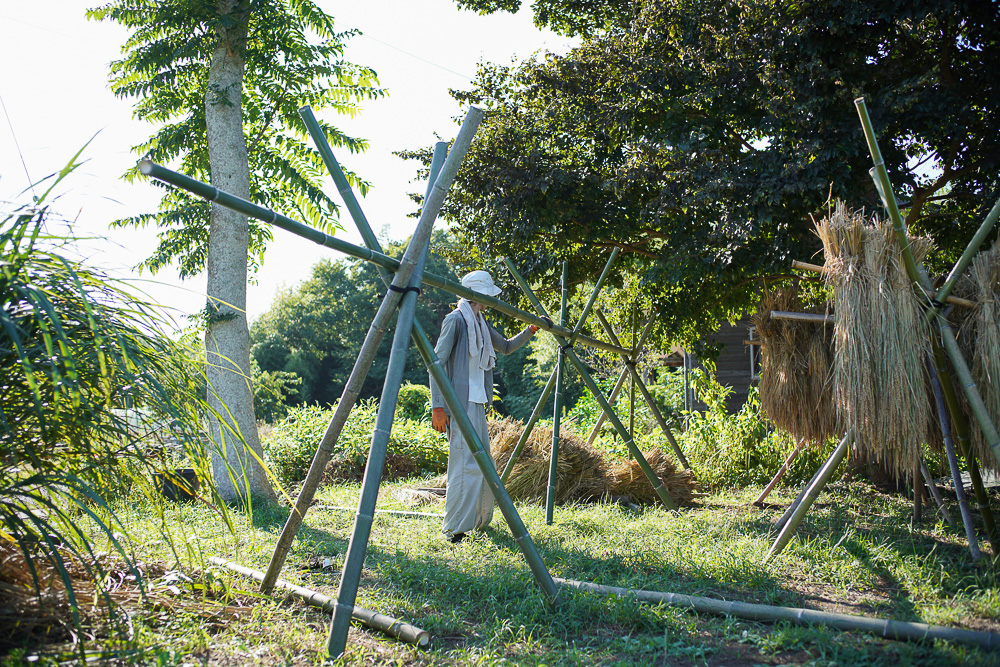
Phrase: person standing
[{"left": 430, "top": 270, "right": 539, "bottom": 543}]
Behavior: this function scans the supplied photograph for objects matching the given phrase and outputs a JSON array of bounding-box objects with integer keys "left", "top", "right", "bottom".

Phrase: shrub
[
  {"left": 395, "top": 382, "right": 431, "bottom": 423},
  {"left": 262, "top": 399, "right": 448, "bottom": 486}
]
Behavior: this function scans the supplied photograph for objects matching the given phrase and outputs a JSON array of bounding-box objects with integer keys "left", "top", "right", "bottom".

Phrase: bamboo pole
[
  {"left": 913, "top": 454, "right": 923, "bottom": 524},
  {"left": 855, "top": 98, "right": 1000, "bottom": 472},
  {"left": 546, "top": 263, "right": 569, "bottom": 525},
  {"left": 918, "top": 459, "right": 955, "bottom": 529},
  {"left": 593, "top": 309, "right": 691, "bottom": 470},
  {"left": 927, "top": 354, "right": 982, "bottom": 560},
  {"left": 931, "top": 194, "right": 1000, "bottom": 307},
  {"left": 774, "top": 459, "right": 825, "bottom": 533},
  {"left": 754, "top": 439, "right": 806, "bottom": 506},
  {"left": 586, "top": 313, "right": 657, "bottom": 446},
  {"left": 931, "top": 338, "right": 1000, "bottom": 552},
  {"left": 316, "top": 505, "right": 443, "bottom": 519},
  {"left": 500, "top": 366, "right": 559, "bottom": 484},
  {"left": 503, "top": 261, "right": 679, "bottom": 511},
  {"left": 209, "top": 557, "right": 430, "bottom": 647},
  {"left": 770, "top": 311, "right": 835, "bottom": 324},
  {"left": 327, "top": 137, "right": 463, "bottom": 658},
  {"left": 554, "top": 577, "right": 1000, "bottom": 651},
  {"left": 791, "top": 261, "right": 977, "bottom": 309},
  {"left": 413, "top": 322, "right": 561, "bottom": 603},
  {"left": 137, "top": 165, "right": 627, "bottom": 356},
  {"left": 766, "top": 430, "right": 854, "bottom": 561},
  {"left": 257, "top": 142, "right": 449, "bottom": 595},
  {"left": 500, "top": 365, "right": 558, "bottom": 483}
]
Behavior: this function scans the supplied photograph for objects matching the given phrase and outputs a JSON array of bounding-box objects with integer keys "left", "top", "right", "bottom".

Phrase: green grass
[{"left": 15, "top": 480, "right": 1000, "bottom": 666}]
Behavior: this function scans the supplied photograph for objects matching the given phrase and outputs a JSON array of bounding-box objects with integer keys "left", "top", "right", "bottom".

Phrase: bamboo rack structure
[{"left": 210, "top": 557, "right": 429, "bottom": 646}]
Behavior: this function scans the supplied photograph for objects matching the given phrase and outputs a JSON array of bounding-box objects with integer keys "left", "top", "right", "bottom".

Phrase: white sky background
[{"left": 0, "top": 1, "right": 575, "bottom": 325}]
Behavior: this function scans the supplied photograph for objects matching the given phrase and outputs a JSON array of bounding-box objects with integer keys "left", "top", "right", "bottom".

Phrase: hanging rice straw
[
  {"left": 819, "top": 202, "right": 935, "bottom": 480},
  {"left": 752, "top": 288, "right": 835, "bottom": 444},
  {"left": 954, "top": 243, "right": 1000, "bottom": 472}
]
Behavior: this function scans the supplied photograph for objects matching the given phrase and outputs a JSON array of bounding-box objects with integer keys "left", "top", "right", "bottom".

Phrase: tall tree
[
  {"left": 89, "top": 0, "right": 382, "bottom": 503},
  {"left": 424, "top": 0, "right": 1000, "bottom": 349}
]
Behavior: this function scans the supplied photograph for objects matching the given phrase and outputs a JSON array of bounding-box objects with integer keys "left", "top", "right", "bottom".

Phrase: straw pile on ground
[
  {"left": 751, "top": 287, "right": 836, "bottom": 445},
  {"left": 817, "top": 202, "right": 935, "bottom": 480},
  {"left": 954, "top": 243, "right": 1000, "bottom": 473},
  {"left": 424, "top": 417, "right": 700, "bottom": 505}
]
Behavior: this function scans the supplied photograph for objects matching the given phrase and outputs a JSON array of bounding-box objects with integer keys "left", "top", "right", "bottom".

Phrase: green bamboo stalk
[
  {"left": 138, "top": 161, "right": 628, "bottom": 356},
  {"left": 555, "top": 578, "right": 1000, "bottom": 651},
  {"left": 774, "top": 456, "right": 826, "bottom": 532},
  {"left": 586, "top": 312, "right": 657, "bottom": 445},
  {"left": 413, "top": 322, "right": 561, "bottom": 604},
  {"left": 258, "top": 143, "right": 448, "bottom": 595},
  {"left": 931, "top": 338, "right": 1000, "bottom": 552},
  {"left": 500, "top": 365, "right": 558, "bottom": 483},
  {"left": 326, "top": 109, "right": 488, "bottom": 658},
  {"left": 326, "top": 231, "right": 435, "bottom": 658},
  {"left": 546, "top": 263, "right": 569, "bottom": 525},
  {"left": 933, "top": 194, "right": 1000, "bottom": 307},
  {"left": 855, "top": 98, "right": 1000, "bottom": 470},
  {"left": 766, "top": 430, "right": 853, "bottom": 561},
  {"left": 594, "top": 309, "right": 691, "bottom": 470},
  {"left": 502, "top": 261, "right": 679, "bottom": 511},
  {"left": 918, "top": 458, "right": 954, "bottom": 529},
  {"left": 210, "top": 558, "right": 429, "bottom": 647},
  {"left": 305, "top": 116, "right": 559, "bottom": 613},
  {"left": 927, "top": 354, "right": 982, "bottom": 560}
]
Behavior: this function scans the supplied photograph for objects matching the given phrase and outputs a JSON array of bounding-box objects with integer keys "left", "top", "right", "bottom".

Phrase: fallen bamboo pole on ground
[
  {"left": 210, "top": 557, "right": 430, "bottom": 647},
  {"left": 315, "top": 505, "right": 443, "bottom": 519},
  {"left": 555, "top": 577, "right": 1000, "bottom": 651}
]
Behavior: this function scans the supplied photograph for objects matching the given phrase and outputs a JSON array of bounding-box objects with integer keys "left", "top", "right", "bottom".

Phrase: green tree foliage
[
  {"left": 87, "top": 0, "right": 383, "bottom": 276},
  {"left": 423, "top": 0, "right": 1000, "bottom": 348}
]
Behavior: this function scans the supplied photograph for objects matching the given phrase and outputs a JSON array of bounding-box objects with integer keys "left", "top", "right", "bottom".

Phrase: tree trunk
[{"left": 204, "top": 0, "right": 275, "bottom": 504}]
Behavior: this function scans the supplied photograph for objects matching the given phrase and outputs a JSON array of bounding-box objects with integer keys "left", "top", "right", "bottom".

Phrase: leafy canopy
[
  {"left": 88, "top": 0, "right": 384, "bottom": 277},
  {"left": 426, "top": 0, "right": 1000, "bottom": 348}
]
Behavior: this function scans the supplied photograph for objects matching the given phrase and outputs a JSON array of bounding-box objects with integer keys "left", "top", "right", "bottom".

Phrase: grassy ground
[{"left": 8, "top": 479, "right": 1000, "bottom": 666}]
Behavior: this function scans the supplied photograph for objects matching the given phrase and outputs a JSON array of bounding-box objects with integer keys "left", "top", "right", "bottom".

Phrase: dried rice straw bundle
[
  {"left": 819, "top": 202, "right": 935, "bottom": 480},
  {"left": 751, "top": 288, "right": 835, "bottom": 444},
  {"left": 490, "top": 416, "right": 610, "bottom": 503},
  {"left": 423, "top": 417, "right": 701, "bottom": 505},
  {"left": 608, "top": 448, "right": 700, "bottom": 505},
  {"left": 954, "top": 243, "right": 1000, "bottom": 472}
]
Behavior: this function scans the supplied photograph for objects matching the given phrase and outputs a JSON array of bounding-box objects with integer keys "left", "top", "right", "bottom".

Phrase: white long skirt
[{"left": 443, "top": 401, "right": 494, "bottom": 539}]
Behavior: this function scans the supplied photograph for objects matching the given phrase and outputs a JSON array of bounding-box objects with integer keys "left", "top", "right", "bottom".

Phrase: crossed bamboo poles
[{"left": 140, "top": 105, "right": 690, "bottom": 658}]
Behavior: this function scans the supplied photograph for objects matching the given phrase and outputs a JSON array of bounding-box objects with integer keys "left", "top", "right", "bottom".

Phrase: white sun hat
[{"left": 461, "top": 270, "right": 502, "bottom": 297}]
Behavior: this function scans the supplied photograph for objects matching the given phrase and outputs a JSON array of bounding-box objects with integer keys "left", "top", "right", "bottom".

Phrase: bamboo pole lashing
[
  {"left": 210, "top": 557, "right": 429, "bottom": 647},
  {"left": 555, "top": 577, "right": 1000, "bottom": 651},
  {"left": 586, "top": 312, "right": 657, "bottom": 445}
]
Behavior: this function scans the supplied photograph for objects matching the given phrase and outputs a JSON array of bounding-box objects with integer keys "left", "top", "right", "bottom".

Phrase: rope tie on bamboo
[
  {"left": 387, "top": 284, "right": 421, "bottom": 296},
  {"left": 540, "top": 316, "right": 553, "bottom": 329},
  {"left": 560, "top": 342, "right": 575, "bottom": 352}
]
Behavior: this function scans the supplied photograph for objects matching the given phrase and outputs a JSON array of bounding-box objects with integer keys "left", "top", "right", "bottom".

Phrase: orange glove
[
  {"left": 529, "top": 324, "right": 540, "bottom": 333},
  {"left": 432, "top": 407, "right": 450, "bottom": 433}
]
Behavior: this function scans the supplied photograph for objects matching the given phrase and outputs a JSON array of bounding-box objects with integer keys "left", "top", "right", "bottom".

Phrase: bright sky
[{"left": 0, "top": 1, "right": 575, "bottom": 325}]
